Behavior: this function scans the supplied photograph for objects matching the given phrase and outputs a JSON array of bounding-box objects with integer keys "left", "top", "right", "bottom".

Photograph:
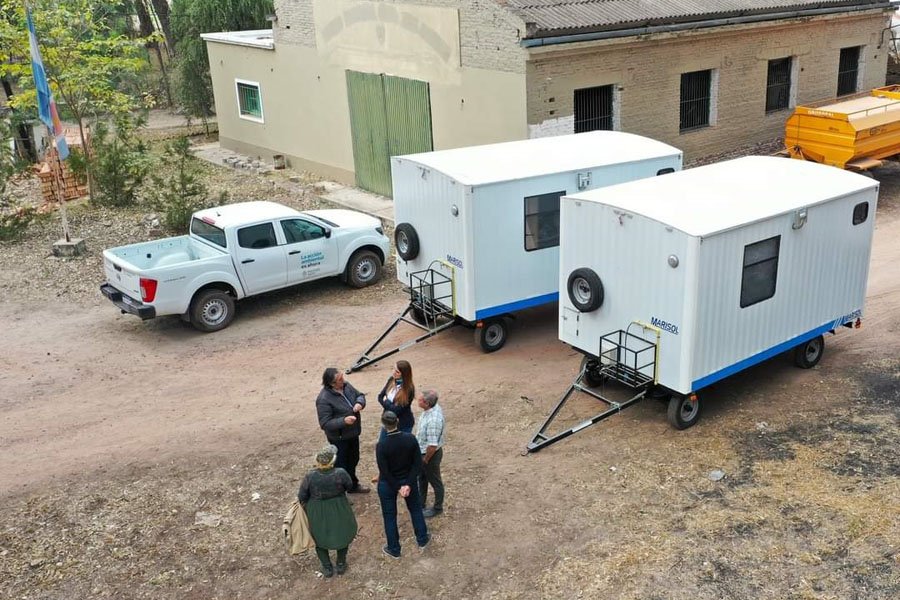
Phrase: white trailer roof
[
  {"left": 394, "top": 132, "right": 682, "bottom": 186},
  {"left": 567, "top": 156, "right": 877, "bottom": 237}
]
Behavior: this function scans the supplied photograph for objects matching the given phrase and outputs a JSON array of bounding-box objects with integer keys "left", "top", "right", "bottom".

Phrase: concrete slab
[
  {"left": 52, "top": 238, "right": 86, "bottom": 257},
  {"left": 191, "top": 141, "right": 395, "bottom": 223}
]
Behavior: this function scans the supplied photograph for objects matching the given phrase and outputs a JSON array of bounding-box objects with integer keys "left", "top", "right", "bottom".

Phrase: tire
[
  {"left": 580, "top": 355, "right": 606, "bottom": 387},
  {"left": 395, "top": 223, "right": 420, "bottom": 261},
  {"left": 410, "top": 307, "right": 430, "bottom": 326},
  {"left": 667, "top": 394, "right": 701, "bottom": 430},
  {"left": 567, "top": 268, "right": 604, "bottom": 312},
  {"left": 190, "top": 289, "right": 235, "bottom": 333},
  {"left": 475, "top": 318, "right": 508, "bottom": 353},
  {"left": 793, "top": 335, "right": 824, "bottom": 369},
  {"left": 346, "top": 250, "right": 382, "bottom": 288}
]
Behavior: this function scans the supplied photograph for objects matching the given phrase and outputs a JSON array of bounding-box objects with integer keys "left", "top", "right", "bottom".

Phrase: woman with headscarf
[{"left": 298, "top": 444, "right": 359, "bottom": 577}]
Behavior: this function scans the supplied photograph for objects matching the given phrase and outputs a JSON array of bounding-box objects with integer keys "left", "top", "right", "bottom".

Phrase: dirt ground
[{"left": 1, "top": 158, "right": 899, "bottom": 599}]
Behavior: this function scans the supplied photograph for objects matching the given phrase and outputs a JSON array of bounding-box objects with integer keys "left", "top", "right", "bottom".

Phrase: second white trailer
[
  {"left": 390, "top": 131, "right": 682, "bottom": 352},
  {"left": 528, "top": 156, "right": 878, "bottom": 451}
]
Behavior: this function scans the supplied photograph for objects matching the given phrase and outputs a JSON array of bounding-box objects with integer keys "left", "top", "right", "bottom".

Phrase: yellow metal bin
[{"left": 785, "top": 85, "right": 900, "bottom": 170}]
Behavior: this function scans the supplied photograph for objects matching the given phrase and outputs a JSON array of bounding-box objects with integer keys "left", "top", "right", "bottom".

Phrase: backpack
[{"left": 282, "top": 501, "right": 316, "bottom": 557}]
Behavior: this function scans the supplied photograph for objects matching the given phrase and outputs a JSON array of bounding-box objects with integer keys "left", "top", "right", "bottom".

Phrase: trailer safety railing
[
  {"left": 525, "top": 321, "right": 660, "bottom": 453},
  {"left": 347, "top": 261, "right": 457, "bottom": 373}
]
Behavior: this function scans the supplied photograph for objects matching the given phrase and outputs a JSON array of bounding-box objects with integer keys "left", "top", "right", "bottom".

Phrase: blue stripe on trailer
[
  {"left": 691, "top": 321, "right": 837, "bottom": 391},
  {"left": 475, "top": 292, "right": 559, "bottom": 320}
]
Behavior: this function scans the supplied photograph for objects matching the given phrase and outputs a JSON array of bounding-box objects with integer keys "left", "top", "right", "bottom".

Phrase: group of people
[{"left": 297, "top": 361, "right": 446, "bottom": 577}]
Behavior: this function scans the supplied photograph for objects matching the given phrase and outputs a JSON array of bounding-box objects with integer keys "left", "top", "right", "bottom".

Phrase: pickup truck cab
[{"left": 100, "top": 201, "right": 390, "bottom": 332}]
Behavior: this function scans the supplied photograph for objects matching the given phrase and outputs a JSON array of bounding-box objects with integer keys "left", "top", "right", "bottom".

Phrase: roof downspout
[{"left": 522, "top": 5, "right": 890, "bottom": 48}]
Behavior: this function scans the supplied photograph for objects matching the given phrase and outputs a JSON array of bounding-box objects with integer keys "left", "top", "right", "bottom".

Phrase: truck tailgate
[{"left": 103, "top": 252, "right": 142, "bottom": 299}]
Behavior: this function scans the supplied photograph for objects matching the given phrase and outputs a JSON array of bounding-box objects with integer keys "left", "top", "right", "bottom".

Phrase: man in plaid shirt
[{"left": 416, "top": 390, "right": 445, "bottom": 518}]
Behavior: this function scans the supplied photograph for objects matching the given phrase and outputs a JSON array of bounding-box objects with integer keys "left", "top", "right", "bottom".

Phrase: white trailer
[
  {"left": 349, "top": 132, "right": 682, "bottom": 371},
  {"left": 528, "top": 156, "right": 878, "bottom": 451}
]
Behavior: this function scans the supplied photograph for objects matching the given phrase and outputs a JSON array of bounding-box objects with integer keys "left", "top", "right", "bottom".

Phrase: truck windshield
[{"left": 191, "top": 218, "right": 227, "bottom": 248}]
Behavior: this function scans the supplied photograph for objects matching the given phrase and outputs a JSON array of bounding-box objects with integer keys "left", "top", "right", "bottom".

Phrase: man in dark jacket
[
  {"left": 376, "top": 410, "right": 430, "bottom": 558},
  {"left": 316, "top": 368, "right": 369, "bottom": 493}
]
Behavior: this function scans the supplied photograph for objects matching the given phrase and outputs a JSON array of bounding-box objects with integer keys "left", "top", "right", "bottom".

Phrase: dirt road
[{"left": 1, "top": 167, "right": 898, "bottom": 599}]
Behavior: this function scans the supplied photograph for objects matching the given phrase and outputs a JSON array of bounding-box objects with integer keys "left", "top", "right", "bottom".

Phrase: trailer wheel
[
  {"left": 667, "top": 394, "right": 701, "bottom": 430},
  {"left": 395, "top": 223, "right": 420, "bottom": 261},
  {"left": 567, "top": 268, "right": 604, "bottom": 312},
  {"left": 793, "top": 335, "right": 824, "bottom": 369},
  {"left": 475, "top": 318, "right": 508, "bottom": 353},
  {"left": 190, "top": 289, "right": 235, "bottom": 333},
  {"left": 346, "top": 249, "right": 382, "bottom": 288},
  {"left": 580, "top": 355, "right": 606, "bottom": 387}
]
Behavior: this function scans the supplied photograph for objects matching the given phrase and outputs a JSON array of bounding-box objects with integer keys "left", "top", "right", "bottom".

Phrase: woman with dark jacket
[
  {"left": 315, "top": 367, "right": 369, "bottom": 493},
  {"left": 299, "top": 445, "right": 358, "bottom": 577},
  {"left": 377, "top": 360, "right": 415, "bottom": 441}
]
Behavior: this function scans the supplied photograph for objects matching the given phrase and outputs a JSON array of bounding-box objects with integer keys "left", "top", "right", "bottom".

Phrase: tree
[
  {"left": 147, "top": 136, "right": 211, "bottom": 231},
  {"left": 1, "top": 0, "right": 153, "bottom": 197},
  {"left": 89, "top": 112, "right": 151, "bottom": 207},
  {"left": 170, "top": 0, "right": 273, "bottom": 123}
]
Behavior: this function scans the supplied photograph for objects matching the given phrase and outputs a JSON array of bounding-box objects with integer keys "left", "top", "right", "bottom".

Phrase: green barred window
[{"left": 236, "top": 81, "right": 263, "bottom": 120}]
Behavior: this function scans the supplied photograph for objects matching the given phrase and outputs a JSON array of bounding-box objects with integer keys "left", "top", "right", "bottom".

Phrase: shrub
[
  {"left": 147, "top": 136, "right": 210, "bottom": 231},
  {"left": 0, "top": 206, "right": 36, "bottom": 242},
  {"left": 90, "top": 113, "right": 152, "bottom": 207}
]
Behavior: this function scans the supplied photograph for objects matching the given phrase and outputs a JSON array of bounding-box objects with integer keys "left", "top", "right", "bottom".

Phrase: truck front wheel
[
  {"left": 190, "top": 289, "right": 235, "bottom": 332},
  {"left": 346, "top": 250, "right": 382, "bottom": 288}
]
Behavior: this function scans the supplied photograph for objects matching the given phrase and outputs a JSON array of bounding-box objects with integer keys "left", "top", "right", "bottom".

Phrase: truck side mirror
[{"left": 324, "top": 228, "right": 332, "bottom": 239}]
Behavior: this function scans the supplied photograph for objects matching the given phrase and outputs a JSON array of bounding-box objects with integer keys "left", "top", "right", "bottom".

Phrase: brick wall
[
  {"left": 273, "top": 0, "right": 526, "bottom": 73},
  {"left": 526, "top": 12, "right": 892, "bottom": 160}
]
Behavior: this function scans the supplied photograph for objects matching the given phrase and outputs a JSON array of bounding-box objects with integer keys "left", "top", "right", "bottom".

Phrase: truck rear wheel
[
  {"left": 346, "top": 249, "right": 382, "bottom": 288},
  {"left": 190, "top": 289, "right": 235, "bottom": 332}
]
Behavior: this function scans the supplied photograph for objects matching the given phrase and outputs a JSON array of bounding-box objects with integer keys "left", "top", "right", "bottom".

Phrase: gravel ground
[{"left": 0, "top": 139, "right": 401, "bottom": 307}]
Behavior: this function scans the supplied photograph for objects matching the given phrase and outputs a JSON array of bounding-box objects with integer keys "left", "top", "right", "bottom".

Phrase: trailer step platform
[
  {"left": 347, "top": 264, "right": 456, "bottom": 373},
  {"left": 526, "top": 325, "right": 659, "bottom": 453}
]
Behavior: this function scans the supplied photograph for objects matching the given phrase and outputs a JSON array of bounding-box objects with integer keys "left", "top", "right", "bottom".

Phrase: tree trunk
[
  {"left": 74, "top": 114, "right": 95, "bottom": 202},
  {"left": 134, "top": 0, "right": 154, "bottom": 37},
  {"left": 155, "top": 42, "right": 174, "bottom": 108},
  {"left": 1, "top": 76, "right": 37, "bottom": 162},
  {"left": 150, "top": 0, "right": 174, "bottom": 57}
]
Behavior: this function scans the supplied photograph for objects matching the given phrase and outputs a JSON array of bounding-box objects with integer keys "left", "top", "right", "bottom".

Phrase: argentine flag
[{"left": 26, "top": 7, "right": 68, "bottom": 160}]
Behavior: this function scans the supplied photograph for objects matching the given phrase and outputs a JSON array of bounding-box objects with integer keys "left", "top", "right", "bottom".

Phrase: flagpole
[{"left": 47, "top": 125, "right": 71, "bottom": 242}]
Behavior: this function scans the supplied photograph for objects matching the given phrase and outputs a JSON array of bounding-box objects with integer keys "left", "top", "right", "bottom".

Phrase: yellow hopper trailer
[{"left": 785, "top": 85, "right": 900, "bottom": 170}]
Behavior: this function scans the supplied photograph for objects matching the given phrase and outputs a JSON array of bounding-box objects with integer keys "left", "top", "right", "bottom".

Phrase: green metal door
[{"left": 346, "top": 71, "right": 433, "bottom": 197}]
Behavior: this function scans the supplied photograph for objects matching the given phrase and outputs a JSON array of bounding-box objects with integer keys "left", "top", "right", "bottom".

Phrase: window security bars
[
  {"left": 574, "top": 85, "right": 613, "bottom": 132},
  {"left": 766, "top": 57, "right": 792, "bottom": 113},
  {"left": 837, "top": 47, "right": 861, "bottom": 96},
  {"left": 237, "top": 82, "right": 262, "bottom": 118},
  {"left": 680, "top": 70, "right": 712, "bottom": 132}
]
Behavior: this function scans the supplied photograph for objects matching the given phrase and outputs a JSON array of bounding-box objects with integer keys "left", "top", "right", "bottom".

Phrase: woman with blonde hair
[
  {"left": 376, "top": 360, "right": 416, "bottom": 442},
  {"left": 298, "top": 445, "right": 358, "bottom": 577}
]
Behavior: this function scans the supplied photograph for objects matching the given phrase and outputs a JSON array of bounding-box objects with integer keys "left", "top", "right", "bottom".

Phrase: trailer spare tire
[
  {"left": 567, "top": 268, "right": 604, "bottom": 312},
  {"left": 395, "top": 223, "right": 420, "bottom": 261}
]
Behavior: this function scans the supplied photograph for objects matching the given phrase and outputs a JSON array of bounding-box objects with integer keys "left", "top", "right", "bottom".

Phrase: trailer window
[
  {"left": 524, "top": 191, "right": 563, "bottom": 251},
  {"left": 191, "top": 218, "right": 226, "bottom": 248},
  {"left": 238, "top": 223, "right": 277, "bottom": 250},
  {"left": 740, "top": 236, "right": 780, "bottom": 308},
  {"left": 852, "top": 202, "right": 869, "bottom": 225}
]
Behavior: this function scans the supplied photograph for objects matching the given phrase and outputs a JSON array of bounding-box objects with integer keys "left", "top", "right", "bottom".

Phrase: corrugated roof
[{"left": 506, "top": 0, "right": 894, "bottom": 39}]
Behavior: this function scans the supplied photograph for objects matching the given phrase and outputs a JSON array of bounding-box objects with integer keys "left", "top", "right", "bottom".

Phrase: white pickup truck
[{"left": 100, "top": 201, "right": 391, "bottom": 332}]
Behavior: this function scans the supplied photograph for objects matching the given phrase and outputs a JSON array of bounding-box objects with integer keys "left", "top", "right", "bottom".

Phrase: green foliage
[
  {"left": 170, "top": 0, "right": 273, "bottom": 118},
  {"left": 0, "top": 119, "right": 15, "bottom": 200},
  {"left": 1, "top": 1, "right": 155, "bottom": 148},
  {"left": 0, "top": 205, "right": 36, "bottom": 241},
  {"left": 90, "top": 113, "right": 152, "bottom": 207},
  {"left": 147, "top": 136, "right": 210, "bottom": 231}
]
